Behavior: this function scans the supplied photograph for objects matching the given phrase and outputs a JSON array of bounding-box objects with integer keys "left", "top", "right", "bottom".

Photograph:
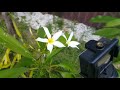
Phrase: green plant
[
  {"left": 0, "top": 13, "right": 81, "bottom": 78},
  {"left": 90, "top": 15, "right": 120, "bottom": 39}
]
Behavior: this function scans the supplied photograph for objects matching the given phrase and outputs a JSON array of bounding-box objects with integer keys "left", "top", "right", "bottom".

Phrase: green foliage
[
  {"left": 0, "top": 13, "right": 81, "bottom": 78},
  {"left": 37, "top": 27, "right": 46, "bottom": 38},
  {"left": 57, "top": 32, "right": 70, "bottom": 44},
  {"left": 0, "top": 67, "right": 28, "bottom": 78},
  {"left": 46, "top": 48, "right": 64, "bottom": 62},
  {"left": 14, "top": 57, "right": 34, "bottom": 68},
  {"left": 53, "top": 16, "right": 64, "bottom": 30},
  {"left": 58, "top": 63, "right": 76, "bottom": 73},
  {"left": 0, "top": 19, "right": 7, "bottom": 32},
  {"left": 37, "top": 27, "right": 46, "bottom": 51},
  {"left": 90, "top": 15, "right": 118, "bottom": 23},
  {"left": 90, "top": 15, "right": 120, "bottom": 39},
  {"left": 57, "top": 35, "right": 66, "bottom": 44},
  {"left": 106, "top": 19, "right": 120, "bottom": 27},
  {"left": 52, "top": 47, "right": 81, "bottom": 78},
  {"left": 0, "top": 44, "right": 5, "bottom": 54},
  {"left": 59, "top": 71, "right": 74, "bottom": 78},
  {"left": 57, "top": 63, "right": 77, "bottom": 78},
  {"left": 46, "top": 24, "right": 52, "bottom": 34},
  {"left": 0, "top": 28, "right": 33, "bottom": 58},
  {"left": 95, "top": 28, "right": 120, "bottom": 38},
  {"left": 55, "top": 18, "right": 64, "bottom": 29}
]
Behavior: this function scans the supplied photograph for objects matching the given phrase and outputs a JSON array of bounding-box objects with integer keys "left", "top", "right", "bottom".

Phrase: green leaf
[
  {"left": 106, "top": 19, "right": 120, "bottom": 27},
  {"left": 59, "top": 71, "right": 74, "bottom": 78},
  {"left": 46, "top": 24, "right": 52, "bottom": 34},
  {"left": 46, "top": 48, "right": 64, "bottom": 61},
  {"left": 58, "top": 32, "right": 74, "bottom": 45},
  {"left": 48, "top": 70, "right": 63, "bottom": 78},
  {"left": 56, "top": 18, "right": 64, "bottom": 29},
  {"left": 90, "top": 15, "right": 118, "bottom": 23},
  {"left": 49, "top": 73, "right": 60, "bottom": 78},
  {"left": 57, "top": 36, "right": 66, "bottom": 44},
  {"left": 0, "top": 28, "right": 32, "bottom": 58},
  {"left": 37, "top": 27, "right": 47, "bottom": 50},
  {"left": 37, "top": 26, "right": 52, "bottom": 38},
  {"left": 37, "top": 27, "right": 46, "bottom": 38},
  {"left": 94, "top": 28, "right": 120, "bottom": 38},
  {"left": 14, "top": 57, "right": 34, "bottom": 68},
  {"left": 58, "top": 63, "right": 75, "bottom": 73},
  {"left": 0, "top": 67, "right": 28, "bottom": 78},
  {"left": 64, "top": 32, "right": 70, "bottom": 39}
]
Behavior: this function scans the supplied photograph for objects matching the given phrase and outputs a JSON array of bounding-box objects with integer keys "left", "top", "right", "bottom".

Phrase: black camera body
[{"left": 79, "top": 38, "right": 119, "bottom": 78}]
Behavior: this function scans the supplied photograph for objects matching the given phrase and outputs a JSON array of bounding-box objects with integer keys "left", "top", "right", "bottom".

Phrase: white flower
[
  {"left": 36, "top": 27, "right": 65, "bottom": 53},
  {"left": 63, "top": 32, "right": 80, "bottom": 49}
]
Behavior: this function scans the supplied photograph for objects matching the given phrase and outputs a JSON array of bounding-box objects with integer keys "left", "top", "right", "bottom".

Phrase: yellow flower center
[
  {"left": 66, "top": 41, "right": 70, "bottom": 45},
  {"left": 48, "top": 38, "right": 54, "bottom": 44}
]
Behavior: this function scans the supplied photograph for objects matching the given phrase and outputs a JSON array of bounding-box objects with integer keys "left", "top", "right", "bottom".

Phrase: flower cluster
[{"left": 36, "top": 27, "right": 80, "bottom": 53}]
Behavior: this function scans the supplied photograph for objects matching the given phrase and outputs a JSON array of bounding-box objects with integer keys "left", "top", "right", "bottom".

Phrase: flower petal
[
  {"left": 67, "top": 32, "right": 73, "bottom": 42},
  {"left": 68, "top": 41, "right": 80, "bottom": 49},
  {"left": 62, "top": 34, "right": 67, "bottom": 41},
  {"left": 47, "top": 43, "right": 53, "bottom": 53},
  {"left": 36, "top": 37, "right": 48, "bottom": 43},
  {"left": 53, "top": 41, "right": 65, "bottom": 47},
  {"left": 43, "top": 27, "right": 51, "bottom": 38},
  {"left": 70, "top": 41, "right": 80, "bottom": 45},
  {"left": 52, "top": 31, "right": 62, "bottom": 40}
]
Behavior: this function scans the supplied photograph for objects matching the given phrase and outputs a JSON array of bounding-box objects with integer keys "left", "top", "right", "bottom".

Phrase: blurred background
[{"left": 47, "top": 12, "right": 120, "bottom": 28}]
